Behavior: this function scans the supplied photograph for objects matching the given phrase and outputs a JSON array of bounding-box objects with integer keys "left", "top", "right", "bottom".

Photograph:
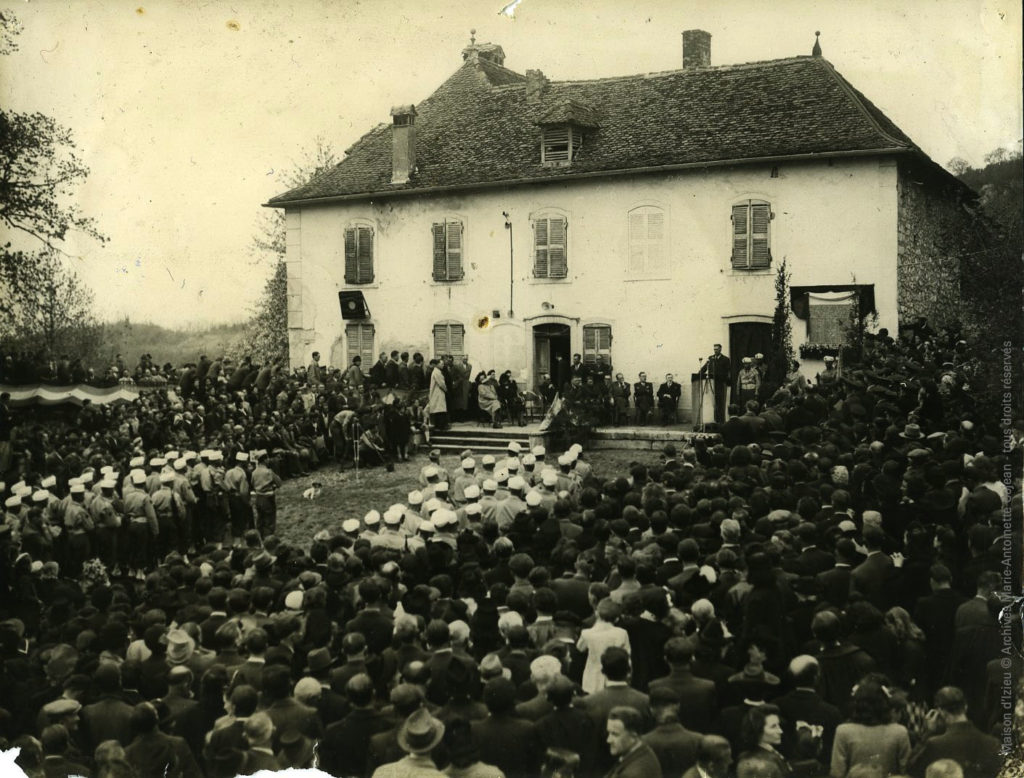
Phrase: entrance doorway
[
  {"left": 729, "top": 322, "right": 772, "bottom": 399},
  {"left": 533, "top": 323, "right": 571, "bottom": 391}
]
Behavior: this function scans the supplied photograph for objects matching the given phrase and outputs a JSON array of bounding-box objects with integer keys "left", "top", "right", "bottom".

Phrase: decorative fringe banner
[{"left": 1, "top": 383, "right": 143, "bottom": 407}]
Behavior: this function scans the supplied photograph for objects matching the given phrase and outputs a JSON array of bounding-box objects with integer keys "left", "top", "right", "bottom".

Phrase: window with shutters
[
  {"left": 432, "top": 321, "right": 466, "bottom": 358},
  {"left": 345, "top": 323, "right": 375, "bottom": 367},
  {"left": 431, "top": 220, "right": 464, "bottom": 282},
  {"left": 532, "top": 213, "right": 568, "bottom": 279},
  {"left": 730, "top": 200, "right": 772, "bottom": 270},
  {"left": 582, "top": 324, "right": 612, "bottom": 368},
  {"left": 542, "top": 126, "right": 583, "bottom": 167},
  {"left": 627, "top": 206, "right": 667, "bottom": 277},
  {"left": 343, "top": 222, "right": 375, "bottom": 284}
]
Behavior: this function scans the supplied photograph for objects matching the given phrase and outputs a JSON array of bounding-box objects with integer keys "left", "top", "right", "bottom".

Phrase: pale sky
[{"left": 2, "top": 0, "right": 1021, "bottom": 328}]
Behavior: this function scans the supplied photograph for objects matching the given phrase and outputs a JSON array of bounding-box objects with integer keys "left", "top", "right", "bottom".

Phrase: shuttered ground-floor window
[
  {"left": 346, "top": 323, "right": 375, "bottom": 366},
  {"left": 433, "top": 322, "right": 466, "bottom": 358},
  {"left": 582, "top": 324, "right": 612, "bottom": 368}
]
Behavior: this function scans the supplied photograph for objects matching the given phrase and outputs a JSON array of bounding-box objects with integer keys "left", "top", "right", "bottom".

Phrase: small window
[
  {"left": 542, "top": 126, "right": 582, "bottom": 166},
  {"left": 344, "top": 223, "right": 374, "bottom": 284},
  {"left": 533, "top": 215, "right": 568, "bottom": 279},
  {"left": 433, "top": 322, "right": 466, "bottom": 358},
  {"left": 731, "top": 200, "right": 771, "bottom": 270},
  {"left": 627, "top": 206, "right": 667, "bottom": 276},
  {"left": 582, "top": 324, "right": 612, "bottom": 368},
  {"left": 346, "top": 323, "right": 375, "bottom": 367},
  {"left": 432, "top": 220, "right": 464, "bottom": 282}
]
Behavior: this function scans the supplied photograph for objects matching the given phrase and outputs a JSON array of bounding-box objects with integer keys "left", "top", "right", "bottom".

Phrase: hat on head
[
  {"left": 742, "top": 357, "right": 752, "bottom": 364},
  {"left": 542, "top": 470, "right": 558, "bottom": 487},
  {"left": 463, "top": 484, "right": 480, "bottom": 500},
  {"left": 32, "top": 490, "right": 50, "bottom": 503},
  {"left": 278, "top": 730, "right": 314, "bottom": 768},
  {"left": 4, "top": 496, "right": 21, "bottom": 509},
  {"left": 158, "top": 472, "right": 175, "bottom": 484},
  {"left": 508, "top": 476, "right": 526, "bottom": 491},
  {"left": 130, "top": 469, "right": 147, "bottom": 485},
  {"left": 823, "top": 356, "right": 836, "bottom": 363},
  {"left": 166, "top": 629, "right": 195, "bottom": 665},
  {"left": 418, "top": 520, "right": 435, "bottom": 534},
  {"left": 69, "top": 484, "right": 85, "bottom": 495},
  {"left": 383, "top": 509, "right": 403, "bottom": 525},
  {"left": 506, "top": 458, "right": 520, "bottom": 471},
  {"left": 435, "top": 509, "right": 457, "bottom": 528},
  {"left": 481, "top": 455, "right": 496, "bottom": 466},
  {"left": 435, "top": 482, "right": 449, "bottom": 493},
  {"left": 557, "top": 454, "right": 571, "bottom": 466},
  {"left": 79, "top": 471, "right": 94, "bottom": 484},
  {"left": 342, "top": 519, "right": 361, "bottom": 534},
  {"left": 429, "top": 449, "right": 441, "bottom": 460},
  {"left": 150, "top": 457, "right": 166, "bottom": 467},
  {"left": 398, "top": 708, "right": 445, "bottom": 754},
  {"left": 42, "top": 698, "right": 81, "bottom": 719},
  {"left": 284, "top": 590, "right": 304, "bottom": 610},
  {"left": 899, "top": 423, "right": 924, "bottom": 440},
  {"left": 41, "top": 475, "right": 57, "bottom": 488},
  {"left": 525, "top": 491, "right": 542, "bottom": 507},
  {"left": 304, "top": 647, "right": 335, "bottom": 674},
  {"left": 99, "top": 479, "right": 116, "bottom": 490},
  {"left": 129, "top": 456, "right": 145, "bottom": 468},
  {"left": 837, "top": 519, "right": 857, "bottom": 533},
  {"left": 424, "top": 465, "right": 439, "bottom": 479},
  {"left": 424, "top": 498, "right": 441, "bottom": 514},
  {"left": 532, "top": 445, "right": 546, "bottom": 457},
  {"left": 480, "top": 653, "right": 512, "bottom": 681},
  {"left": 184, "top": 451, "right": 197, "bottom": 461},
  {"left": 482, "top": 479, "right": 497, "bottom": 492},
  {"left": 522, "top": 454, "right": 536, "bottom": 466},
  {"left": 461, "top": 458, "right": 475, "bottom": 470},
  {"left": 364, "top": 510, "right": 381, "bottom": 526},
  {"left": 235, "top": 452, "right": 248, "bottom": 462},
  {"left": 464, "top": 503, "right": 481, "bottom": 517},
  {"left": 408, "top": 490, "right": 423, "bottom": 505},
  {"left": 508, "top": 441, "right": 522, "bottom": 453},
  {"left": 173, "top": 458, "right": 187, "bottom": 471}
]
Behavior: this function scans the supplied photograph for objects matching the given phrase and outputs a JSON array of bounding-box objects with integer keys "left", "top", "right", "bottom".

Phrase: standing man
[
  {"left": 735, "top": 358, "right": 761, "bottom": 407},
  {"left": 223, "top": 452, "right": 252, "bottom": 547},
  {"left": 370, "top": 352, "right": 390, "bottom": 389},
  {"left": 570, "top": 353, "right": 589, "bottom": 385},
  {"left": 610, "top": 373, "right": 631, "bottom": 427},
  {"left": 605, "top": 707, "right": 662, "bottom": 778},
  {"left": 427, "top": 359, "right": 448, "bottom": 432},
  {"left": 385, "top": 350, "right": 400, "bottom": 389},
  {"left": 250, "top": 451, "right": 282, "bottom": 538},
  {"left": 633, "top": 373, "right": 654, "bottom": 426},
  {"left": 657, "top": 374, "right": 681, "bottom": 425},
  {"left": 552, "top": 353, "right": 570, "bottom": 393},
  {"left": 307, "top": 351, "right": 324, "bottom": 388},
  {"left": 701, "top": 344, "right": 731, "bottom": 426}
]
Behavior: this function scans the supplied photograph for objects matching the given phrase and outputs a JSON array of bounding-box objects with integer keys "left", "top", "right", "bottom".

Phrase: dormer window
[
  {"left": 542, "top": 126, "right": 583, "bottom": 166},
  {"left": 536, "top": 99, "right": 599, "bottom": 168}
]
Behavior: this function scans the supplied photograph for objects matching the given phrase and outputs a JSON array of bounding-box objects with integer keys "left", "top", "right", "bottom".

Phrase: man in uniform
[
  {"left": 633, "top": 373, "right": 654, "bottom": 426},
  {"left": 89, "top": 479, "right": 122, "bottom": 572},
  {"left": 735, "top": 357, "right": 761, "bottom": 407},
  {"left": 151, "top": 471, "right": 185, "bottom": 560},
  {"left": 63, "top": 483, "right": 94, "bottom": 578},
  {"left": 700, "top": 344, "right": 731, "bottom": 425},
  {"left": 250, "top": 451, "right": 282, "bottom": 538},
  {"left": 223, "top": 452, "right": 252, "bottom": 547}
]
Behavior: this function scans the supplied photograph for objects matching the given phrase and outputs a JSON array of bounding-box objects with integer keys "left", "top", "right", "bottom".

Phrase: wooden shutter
[
  {"left": 433, "top": 323, "right": 466, "bottom": 357},
  {"left": 548, "top": 217, "right": 567, "bottom": 278},
  {"left": 731, "top": 204, "right": 749, "bottom": 268},
  {"left": 543, "top": 127, "right": 571, "bottom": 162},
  {"left": 432, "top": 324, "right": 450, "bottom": 356},
  {"left": 629, "top": 207, "right": 666, "bottom": 275},
  {"left": 628, "top": 211, "right": 646, "bottom": 274},
  {"left": 750, "top": 203, "right": 771, "bottom": 269},
  {"left": 356, "top": 225, "right": 374, "bottom": 283},
  {"left": 534, "top": 218, "right": 549, "bottom": 277},
  {"left": 344, "top": 227, "right": 358, "bottom": 283},
  {"left": 446, "top": 221, "right": 463, "bottom": 280},
  {"left": 346, "top": 323, "right": 374, "bottom": 366},
  {"left": 432, "top": 223, "right": 447, "bottom": 281},
  {"left": 582, "top": 324, "right": 612, "bottom": 366},
  {"left": 647, "top": 209, "right": 666, "bottom": 274}
]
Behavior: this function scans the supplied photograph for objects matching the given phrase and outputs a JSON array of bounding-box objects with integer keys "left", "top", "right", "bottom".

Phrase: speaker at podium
[{"left": 690, "top": 372, "right": 716, "bottom": 432}]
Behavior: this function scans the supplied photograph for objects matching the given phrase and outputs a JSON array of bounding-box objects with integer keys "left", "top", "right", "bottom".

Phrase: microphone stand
[{"left": 696, "top": 357, "right": 706, "bottom": 433}]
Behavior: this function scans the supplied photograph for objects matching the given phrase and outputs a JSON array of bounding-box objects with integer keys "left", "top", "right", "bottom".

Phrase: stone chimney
[
  {"left": 525, "top": 69, "right": 548, "bottom": 102},
  {"left": 682, "top": 29, "right": 711, "bottom": 69},
  {"left": 389, "top": 105, "right": 416, "bottom": 185}
]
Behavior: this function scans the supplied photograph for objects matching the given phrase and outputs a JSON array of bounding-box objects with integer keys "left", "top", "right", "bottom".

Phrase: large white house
[{"left": 268, "top": 30, "right": 972, "bottom": 416}]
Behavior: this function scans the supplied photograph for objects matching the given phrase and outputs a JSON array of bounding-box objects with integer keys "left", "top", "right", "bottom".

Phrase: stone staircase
[{"left": 427, "top": 423, "right": 541, "bottom": 456}]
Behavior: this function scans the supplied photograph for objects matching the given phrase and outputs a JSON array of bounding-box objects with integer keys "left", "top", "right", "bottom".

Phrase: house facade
[{"left": 268, "top": 31, "right": 972, "bottom": 416}]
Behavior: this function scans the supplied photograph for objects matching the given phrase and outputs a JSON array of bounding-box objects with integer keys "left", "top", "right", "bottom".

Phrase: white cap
[
  {"left": 435, "top": 482, "right": 449, "bottom": 493},
  {"left": 150, "top": 457, "right": 166, "bottom": 467},
  {"left": 100, "top": 466, "right": 114, "bottom": 475},
  {"left": 481, "top": 455, "right": 495, "bottom": 466},
  {"left": 99, "top": 480, "right": 117, "bottom": 490},
  {"left": 32, "top": 490, "right": 50, "bottom": 503},
  {"left": 435, "top": 509, "right": 457, "bottom": 528},
  {"left": 5, "top": 496, "right": 21, "bottom": 508},
  {"left": 419, "top": 520, "right": 436, "bottom": 534},
  {"left": 495, "top": 470, "right": 509, "bottom": 483},
  {"left": 79, "top": 471, "right": 94, "bottom": 484},
  {"left": 557, "top": 454, "right": 571, "bottom": 466},
  {"left": 210, "top": 451, "right": 223, "bottom": 462},
  {"left": 165, "top": 450, "right": 180, "bottom": 461},
  {"left": 173, "top": 458, "right": 187, "bottom": 471},
  {"left": 531, "top": 445, "right": 546, "bottom": 457},
  {"left": 235, "top": 452, "right": 248, "bottom": 462},
  {"left": 464, "top": 503, "right": 482, "bottom": 516},
  {"left": 383, "top": 510, "right": 402, "bottom": 525},
  {"left": 184, "top": 451, "right": 198, "bottom": 461},
  {"left": 506, "top": 458, "right": 520, "bottom": 471},
  {"left": 12, "top": 480, "right": 25, "bottom": 492},
  {"left": 507, "top": 441, "right": 522, "bottom": 453},
  {"left": 542, "top": 470, "right": 558, "bottom": 486},
  {"left": 129, "top": 457, "right": 145, "bottom": 468},
  {"left": 508, "top": 476, "right": 526, "bottom": 491},
  {"left": 130, "top": 470, "right": 147, "bottom": 485},
  {"left": 523, "top": 454, "right": 536, "bottom": 466},
  {"left": 461, "top": 458, "right": 475, "bottom": 470},
  {"left": 284, "top": 590, "right": 303, "bottom": 610},
  {"left": 43, "top": 476, "right": 59, "bottom": 489},
  {"left": 525, "top": 491, "right": 542, "bottom": 507},
  {"left": 342, "top": 519, "right": 361, "bottom": 533},
  {"left": 408, "top": 490, "right": 423, "bottom": 505},
  {"left": 388, "top": 503, "right": 407, "bottom": 516},
  {"left": 569, "top": 444, "right": 583, "bottom": 454},
  {"left": 159, "top": 471, "right": 175, "bottom": 484},
  {"left": 463, "top": 484, "right": 480, "bottom": 499},
  {"left": 14, "top": 485, "right": 32, "bottom": 497},
  {"left": 424, "top": 497, "right": 441, "bottom": 514},
  {"left": 364, "top": 510, "right": 381, "bottom": 526},
  {"left": 69, "top": 484, "right": 86, "bottom": 495},
  {"left": 482, "top": 479, "right": 498, "bottom": 492},
  {"left": 199, "top": 450, "right": 213, "bottom": 460},
  {"left": 67, "top": 478, "right": 81, "bottom": 487},
  {"left": 424, "top": 465, "right": 439, "bottom": 479}
]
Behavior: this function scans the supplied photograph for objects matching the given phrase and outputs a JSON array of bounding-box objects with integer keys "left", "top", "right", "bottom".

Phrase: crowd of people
[{"left": 0, "top": 322, "right": 1020, "bottom": 778}]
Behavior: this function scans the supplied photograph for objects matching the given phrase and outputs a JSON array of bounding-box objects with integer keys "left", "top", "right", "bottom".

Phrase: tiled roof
[{"left": 268, "top": 53, "right": 922, "bottom": 206}]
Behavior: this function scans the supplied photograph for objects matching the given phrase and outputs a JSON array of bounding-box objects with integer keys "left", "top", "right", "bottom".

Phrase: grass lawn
[{"left": 274, "top": 447, "right": 666, "bottom": 548}]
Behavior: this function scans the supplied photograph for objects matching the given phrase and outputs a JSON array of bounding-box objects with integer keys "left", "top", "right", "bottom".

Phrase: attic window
[{"left": 542, "top": 126, "right": 583, "bottom": 167}]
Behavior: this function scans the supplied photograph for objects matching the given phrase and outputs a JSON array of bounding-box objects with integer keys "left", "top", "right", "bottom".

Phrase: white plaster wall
[{"left": 286, "top": 157, "right": 899, "bottom": 411}]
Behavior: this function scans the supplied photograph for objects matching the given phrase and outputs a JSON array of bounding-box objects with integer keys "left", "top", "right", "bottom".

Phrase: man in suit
[
  {"left": 772, "top": 656, "right": 842, "bottom": 761},
  {"left": 515, "top": 655, "right": 561, "bottom": 722},
  {"left": 633, "top": 372, "right": 654, "bottom": 426},
  {"left": 471, "top": 678, "right": 540, "bottom": 778},
  {"left": 657, "top": 374, "right": 682, "bottom": 425},
  {"left": 261, "top": 665, "right": 322, "bottom": 743},
  {"left": 700, "top": 344, "right": 731, "bottom": 425},
  {"left": 40, "top": 725, "right": 93, "bottom": 778},
  {"left": 81, "top": 663, "right": 134, "bottom": 750},
  {"left": 605, "top": 706, "right": 663, "bottom": 778},
  {"left": 785, "top": 523, "right": 835, "bottom": 577},
  {"left": 816, "top": 538, "right": 857, "bottom": 608},
  {"left": 908, "top": 686, "right": 1002, "bottom": 778},
  {"left": 850, "top": 525, "right": 896, "bottom": 609},
  {"left": 569, "top": 353, "right": 589, "bottom": 385},
  {"left": 609, "top": 373, "right": 631, "bottom": 426},
  {"left": 647, "top": 637, "right": 717, "bottom": 734},
  {"left": 320, "top": 674, "right": 391, "bottom": 778},
  {"left": 369, "top": 352, "right": 390, "bottom": 388},
  {"left": 124, "top": 702, "right": 201, "bottom": 778},
  {"left": 240, "top": 712, "right": 280, "bottom": 774},
  {"left": 642, "top": 686, "right": 701, "bottom": 777},
  {"left": 576, "top": 648, "right": 652, "bottom": 774},
  {"left": 914, "top": 564, "right": 967, "bottom": 697},
  {"left": 347, "top": 579, "right": 395, "bottom": 656}
]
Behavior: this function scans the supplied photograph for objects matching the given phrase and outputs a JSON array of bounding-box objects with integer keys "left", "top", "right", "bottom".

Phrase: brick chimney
[
  {"left": 525, "top": 69, "right": 548, "bottom": 102},
  {"left": 682, "top": 29, "right": 711, "bottom": 69},
  {"left": 389, "top": 105, "right": 416, "bottom": 185}
]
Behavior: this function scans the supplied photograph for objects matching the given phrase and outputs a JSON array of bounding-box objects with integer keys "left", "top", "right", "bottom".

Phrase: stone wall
[{"left": 896, "top": 161, "right": 974, "bottom": 329}]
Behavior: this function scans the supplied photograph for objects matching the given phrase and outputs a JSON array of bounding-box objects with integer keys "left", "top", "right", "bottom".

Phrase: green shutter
[
  {"left": 432, "top": 223, "right": 447, "bottom": 281},
  {"left": 344, "top": 227, "right": 358, "bottom": 283}
]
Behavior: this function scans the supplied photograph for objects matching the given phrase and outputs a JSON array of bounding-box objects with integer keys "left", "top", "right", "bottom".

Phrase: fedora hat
[
  {"left": 899, "top": 423, "right": 924, "bottom": 440},
  {"left": 166, "top": 629, "right": 195, "bottom": 665},
  {"left": 398, "top": 708, "right": 445, "bottom": 754},
  {"left": 304, "top": 647, "right": 335, "bottom": 674},
  {"left": 278, "top": 730, "right": 314, "bottom": 768}
]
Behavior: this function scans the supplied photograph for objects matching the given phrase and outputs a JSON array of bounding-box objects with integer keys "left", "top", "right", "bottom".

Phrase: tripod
[{"left": 695, "top": 357, "right": 714, "bottom": 433}]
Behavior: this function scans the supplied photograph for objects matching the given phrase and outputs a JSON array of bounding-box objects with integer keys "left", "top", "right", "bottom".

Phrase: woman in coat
[
  {"left": 476, "top": 371, "right": 503, "bottom": 428},
  {"left": 427, "top": 359, "right": 448, "bottom": 431}
]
